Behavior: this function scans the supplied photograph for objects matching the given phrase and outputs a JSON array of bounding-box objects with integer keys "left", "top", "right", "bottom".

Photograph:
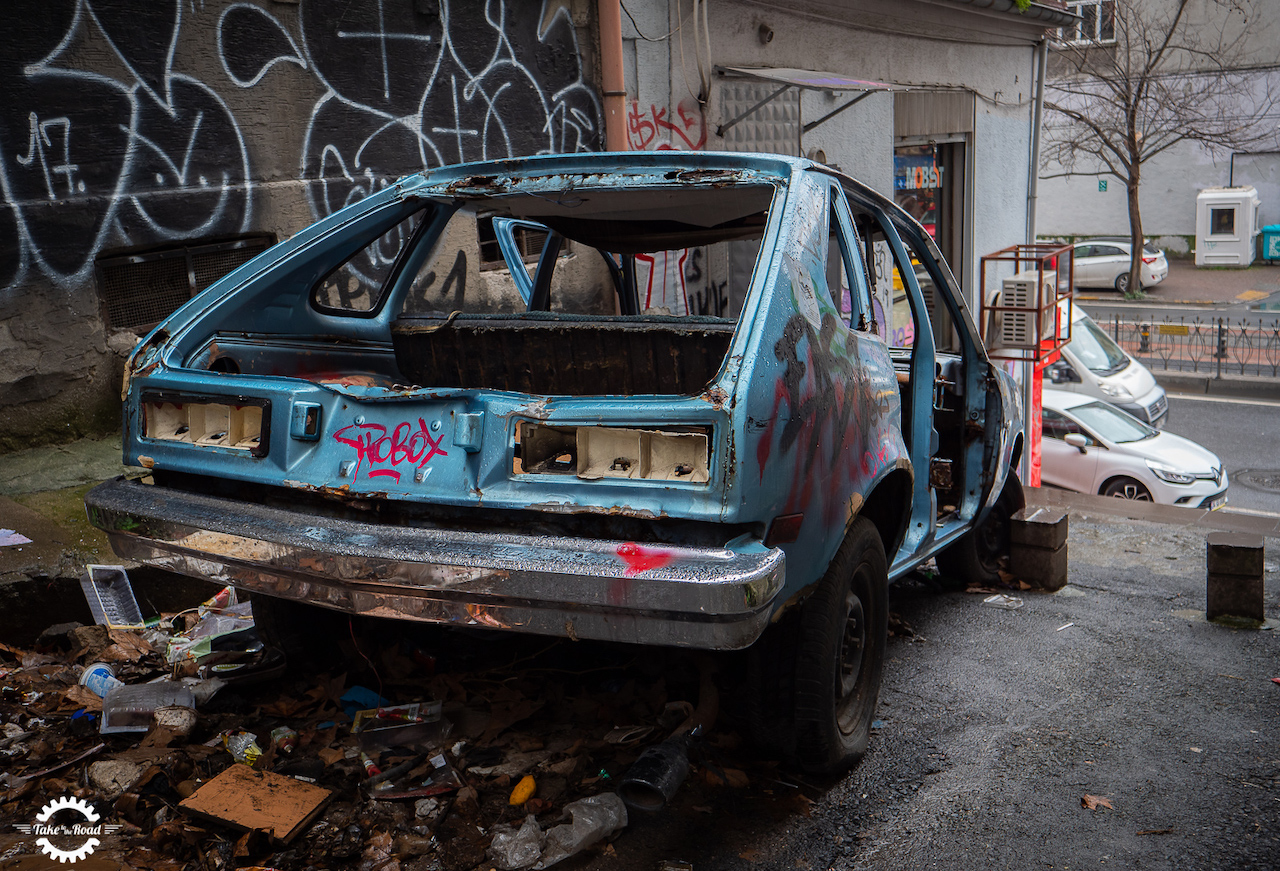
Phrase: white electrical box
[
  {"left": 997, "top": 270, "right": 1055, "bottom": 348},
  {"left": 1195, "top": 186, "right": 1260, "bottom": 266}
]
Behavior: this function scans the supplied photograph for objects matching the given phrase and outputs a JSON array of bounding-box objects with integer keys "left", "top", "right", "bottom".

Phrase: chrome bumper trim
[{"left": 85, "top": 478, "right": 785, "bottom": 650}]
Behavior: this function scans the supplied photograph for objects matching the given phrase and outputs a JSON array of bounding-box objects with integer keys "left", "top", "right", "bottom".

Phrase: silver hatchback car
[{"left": 1072, "top": 240, "right": 1169, "bottom": 293}]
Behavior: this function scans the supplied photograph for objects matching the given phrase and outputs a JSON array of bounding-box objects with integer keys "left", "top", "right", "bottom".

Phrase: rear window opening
[{"left": 389, "top": 184, "right": 775, "bottom": 396}]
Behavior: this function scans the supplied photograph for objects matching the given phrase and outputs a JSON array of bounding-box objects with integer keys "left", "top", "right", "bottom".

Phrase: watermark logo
[{"left": 13, "top": 796, "right": 122, "bottom": 863}]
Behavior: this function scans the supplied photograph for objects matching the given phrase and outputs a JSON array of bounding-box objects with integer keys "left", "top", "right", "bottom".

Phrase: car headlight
[
  {"left": 1147, "top": 460, "right": 1195, "bottom": 485},
  {"left": 1097, "top": 381, "right": 1132, "bottom": 401}
]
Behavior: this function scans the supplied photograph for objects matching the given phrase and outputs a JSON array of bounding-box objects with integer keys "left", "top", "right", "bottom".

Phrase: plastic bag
[
  {"left": 535, "top": 794, "right": 628, "bottom": 869},
  {"left": 488, "top": 814, "right": 543, "bottom": 870}
]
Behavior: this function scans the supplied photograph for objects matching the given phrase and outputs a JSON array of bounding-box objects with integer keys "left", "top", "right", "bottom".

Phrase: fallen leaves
[{"left": 1081, "top": 794, "right": 1114, "bottom": 811}]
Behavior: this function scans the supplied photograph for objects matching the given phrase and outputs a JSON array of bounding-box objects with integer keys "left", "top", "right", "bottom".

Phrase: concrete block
[
  {"left": 1206, "top": 572, "right": 1265, "bottom": 622},
  {"left": 1011, "top": 541, "right": 1068, "bottom": 591},
  {"left": 1011, "top": 507, "right": 1069, "bottom": 550},
  {"left": 1206, "top": 532, "right": 1265, "bottom": 577}
]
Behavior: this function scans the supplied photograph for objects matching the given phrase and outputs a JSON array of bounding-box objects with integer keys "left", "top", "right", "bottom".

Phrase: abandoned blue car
[{"left": 86, "top": 152, "right": 1023, "bottom": 773}]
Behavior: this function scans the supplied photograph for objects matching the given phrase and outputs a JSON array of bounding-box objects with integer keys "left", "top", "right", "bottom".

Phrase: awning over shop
[{"left": 715, "top": 66, "right": 956, "bottom": 136}]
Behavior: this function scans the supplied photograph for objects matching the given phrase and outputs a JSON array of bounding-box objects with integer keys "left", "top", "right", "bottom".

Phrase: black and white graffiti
[
  {"left": 0, "top": 0, "right": 601, "bottom": 294},
  {"left": 218, "top": 0, "right": 602, "bottom": 221},
  {"left": 0, "top": 0, "right": 251, "bottom": 293}
]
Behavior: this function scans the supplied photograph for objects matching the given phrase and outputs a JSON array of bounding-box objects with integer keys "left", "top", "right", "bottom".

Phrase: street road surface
[{"left": 1164, "top": 394, "right": 1280, "bottom": 518}]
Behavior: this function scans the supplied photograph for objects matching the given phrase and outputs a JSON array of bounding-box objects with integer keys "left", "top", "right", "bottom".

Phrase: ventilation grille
[{"left": 96, "top": 235, "right": 275, "bottom": 329}]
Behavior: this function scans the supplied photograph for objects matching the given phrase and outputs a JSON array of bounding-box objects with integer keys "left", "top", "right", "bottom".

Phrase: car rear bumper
[{"left": 85, "top": 477, "right": 785, "bottom": 650}]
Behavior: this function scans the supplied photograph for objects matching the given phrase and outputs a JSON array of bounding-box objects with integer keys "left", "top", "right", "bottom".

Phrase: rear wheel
[
  {"left": 936, "top": 475, "right": 1024, "bottom": 587},
  {"left": 748, "top": 518, "right": 888, "bottom": 774},
  {"left": 1114, "top": 271, "right": 1131, "bottom": 293},
  {"left": 1102, "top": 477, "right": 1152, "bottom": 500}
]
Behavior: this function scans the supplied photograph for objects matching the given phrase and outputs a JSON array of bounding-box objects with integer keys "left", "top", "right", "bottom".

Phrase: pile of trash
[{"left": 0, "top": 567, "right": 773, "bottom": 870}]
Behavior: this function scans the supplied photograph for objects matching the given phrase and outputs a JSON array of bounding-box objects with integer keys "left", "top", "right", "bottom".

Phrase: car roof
[{"left": 1041, "top": 387, "right": 1097, "bottom": 413}]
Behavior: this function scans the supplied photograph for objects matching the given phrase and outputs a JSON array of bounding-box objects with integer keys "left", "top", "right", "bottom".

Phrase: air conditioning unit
[{"left": 996, "top": 270, "right": 1055, "bottom": 348}]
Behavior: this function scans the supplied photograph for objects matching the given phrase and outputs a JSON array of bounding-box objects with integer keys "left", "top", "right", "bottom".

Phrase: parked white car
[
  {"left": 1072, "top": 240, "right": 1169, "bottom": 293},
  {"left": 1040, "top": 389, "right": 1227, "bottom": 509},
  {"left": 1045, "top": 300, "right": 1168, "bottom": 427}
]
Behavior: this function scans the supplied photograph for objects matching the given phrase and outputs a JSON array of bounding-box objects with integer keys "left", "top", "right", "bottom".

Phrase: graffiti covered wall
[{"left": 0, "top": 0, "right": 601, "bottom": 449}]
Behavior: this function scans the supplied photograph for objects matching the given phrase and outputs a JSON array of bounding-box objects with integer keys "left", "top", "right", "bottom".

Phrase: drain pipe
[
  {"left": 618, "top": 657, "right": 719, "bottom": 811},
  {"left": 1027, "top": 37, "right": 1048, "bottom": 245},
  {"left": 1020, "top": 37, "right": 1049, "bottom": 487},
  {"left": 598, "top": 0, "right": 628, "bottom": 151}
]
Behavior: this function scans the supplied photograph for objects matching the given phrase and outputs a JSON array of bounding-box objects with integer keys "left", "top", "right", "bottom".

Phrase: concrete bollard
[
  {"left": 1205, "top": 532, "right": 1265, "bottom": 622},
  {"left": 1010, "top": 506, "right": 1069, "bottom": 591}
]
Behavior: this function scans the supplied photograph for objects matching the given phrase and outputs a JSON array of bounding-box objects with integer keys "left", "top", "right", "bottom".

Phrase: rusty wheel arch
[{"left": 857, "top": 468, "right": 913, "bottom": 562}]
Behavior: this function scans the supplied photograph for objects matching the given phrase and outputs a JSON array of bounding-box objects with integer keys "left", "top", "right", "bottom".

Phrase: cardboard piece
[{"left": 179, "top": 763, "right": 331, "bottom": 843}]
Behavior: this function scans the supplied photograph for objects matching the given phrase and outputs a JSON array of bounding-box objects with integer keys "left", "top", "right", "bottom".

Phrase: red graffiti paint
[
  {"left": 616, "top": 542, "right": 674, "bottom": 575},
  {"left": 333, "top": 418, "right": 448, "bottom": 483}
]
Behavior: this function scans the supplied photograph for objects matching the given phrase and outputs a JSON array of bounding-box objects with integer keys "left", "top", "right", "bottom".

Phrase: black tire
[
  {"left": 745, "top": 519, "right": 889, "bottom": 773},
  {"left": 1114, "top": 271, "right": 1131, "bottom": 293},
  {"left": 792, "top": 517, "right": 889, "bottom": 774},
  {"left": 935, "top": 475, "right": 1024, "bottom": 587},
  {"left": 1102, "top": 476, "right": 1152, "bottom": 500}
]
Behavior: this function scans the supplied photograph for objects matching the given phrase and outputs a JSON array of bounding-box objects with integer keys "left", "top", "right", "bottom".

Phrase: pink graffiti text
[{"left": 333, "top": 418, "right": 448, "bottom": 483}]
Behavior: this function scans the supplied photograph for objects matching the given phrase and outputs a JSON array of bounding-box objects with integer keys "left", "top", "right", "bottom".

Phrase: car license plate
[{"left": 1206, "top": 494, "right": 1227, "bottom": 511}]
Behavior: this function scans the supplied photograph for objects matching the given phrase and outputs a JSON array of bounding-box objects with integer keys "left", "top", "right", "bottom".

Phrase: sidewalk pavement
[{"left": 1075, "top": 257, "right": 1280, "bottom": 307}]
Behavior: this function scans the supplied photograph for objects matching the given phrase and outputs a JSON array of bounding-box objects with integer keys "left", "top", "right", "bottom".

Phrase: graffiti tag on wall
[{"left": 0, "top": 0, "right": 602, "bottom": 294}]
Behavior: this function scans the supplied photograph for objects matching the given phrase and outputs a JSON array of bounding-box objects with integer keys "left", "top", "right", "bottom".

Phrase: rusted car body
[{"left": 86, "top": 152, "right": 1022, "bottom": 770}]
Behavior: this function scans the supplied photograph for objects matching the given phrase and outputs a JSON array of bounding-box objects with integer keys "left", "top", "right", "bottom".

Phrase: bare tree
[{"left": 1042, "top": 0, "right": 1278, "bottom": 296}]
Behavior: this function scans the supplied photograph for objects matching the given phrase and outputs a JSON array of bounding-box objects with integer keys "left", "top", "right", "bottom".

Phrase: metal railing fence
[{"left": 1108, "top": 315, "right": 1280, "bottom": 379}]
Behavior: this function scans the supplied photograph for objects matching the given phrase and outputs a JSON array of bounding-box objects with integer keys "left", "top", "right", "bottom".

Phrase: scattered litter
[
  {"left": 341, "top": 685, "right": 389, "bottom": 718},
  {"left": 271, "top": 725, "right": 298, "bottom": 754},
  {"left": 0, "top": 528, "right": 33, "bottom": 546},
  {"left": 100, "top": 682, "right": 196, "bottom": 734},
  {"left": 166, "top": 600, "right": 259, "bottom": 665},
  {"left": 79, "top": 564, "right": 144, "bottom": 628},
  {"left": 538, "top": 793, "right": 628, "bottom": 868},
  {"left": 510, "top": 774, "right": 537, "bottom": 805},
  {"left": 870, "top": 719, "right": 886, "bottom": 730},
  {"left": 489, "top": 814, "right": 543, "bottom": 870},
  {"left": 658, "top": 862, "right": 694, "bottom": 871},
  {"left": 1189, "top": 747, "right": 1202, "bottom": 753},
  {"left": 353, "top": 700, "right": 446, "bottom": 748},
  {"left": 179, "top": 762, "right": 331, "bottom": 843},
  {"left": 982, "top": 594, "right": 1023, "bottom": 610},
  {"left": 153, "top": 704, "right": 198, "bottom": 741},
  {"left": 79, "top": 661, "right": 125, "bottom": 698},
  {"left": 87, "top": 757, "right": 150, "bottom": 799},
  {"left": 1081, "top": 794, "right": 1114, "bottom": 810},
  {"left": 1055, "top": 586, "right": 1087, "bottom": 598},
  {"left": 1056, "top": 622, "right": 1074, "bottom": 632}
]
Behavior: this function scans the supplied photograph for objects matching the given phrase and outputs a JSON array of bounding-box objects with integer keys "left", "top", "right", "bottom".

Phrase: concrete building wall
[
  {"left": 1038, "top": 138, "right": 1280, "bottom": 251},
  {"left": 1038, "top": 0, "right": 1280, "bottom": 250},
  {"left": 0, "top": 0, "right": 603, "bottom": 450}
]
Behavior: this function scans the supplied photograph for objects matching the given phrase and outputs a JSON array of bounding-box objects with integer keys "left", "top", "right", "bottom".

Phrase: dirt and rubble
[{"left": 0, "top": 578, "right": 811, "bottom": 871}]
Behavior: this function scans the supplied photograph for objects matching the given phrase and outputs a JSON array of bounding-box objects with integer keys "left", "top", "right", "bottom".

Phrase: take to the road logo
[{"left": 12, "top": 796, "right": 123, "bottom": 863}]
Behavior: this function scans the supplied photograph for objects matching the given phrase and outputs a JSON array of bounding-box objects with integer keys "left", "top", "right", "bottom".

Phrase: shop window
[{"left": 95, "top": 234, "right": 275, "bottom": 329}]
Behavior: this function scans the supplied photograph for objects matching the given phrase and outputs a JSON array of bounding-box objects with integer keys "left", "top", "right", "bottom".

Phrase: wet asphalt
[{"left": 583, "top": 512, "right": 1280, "bottom": 871}]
